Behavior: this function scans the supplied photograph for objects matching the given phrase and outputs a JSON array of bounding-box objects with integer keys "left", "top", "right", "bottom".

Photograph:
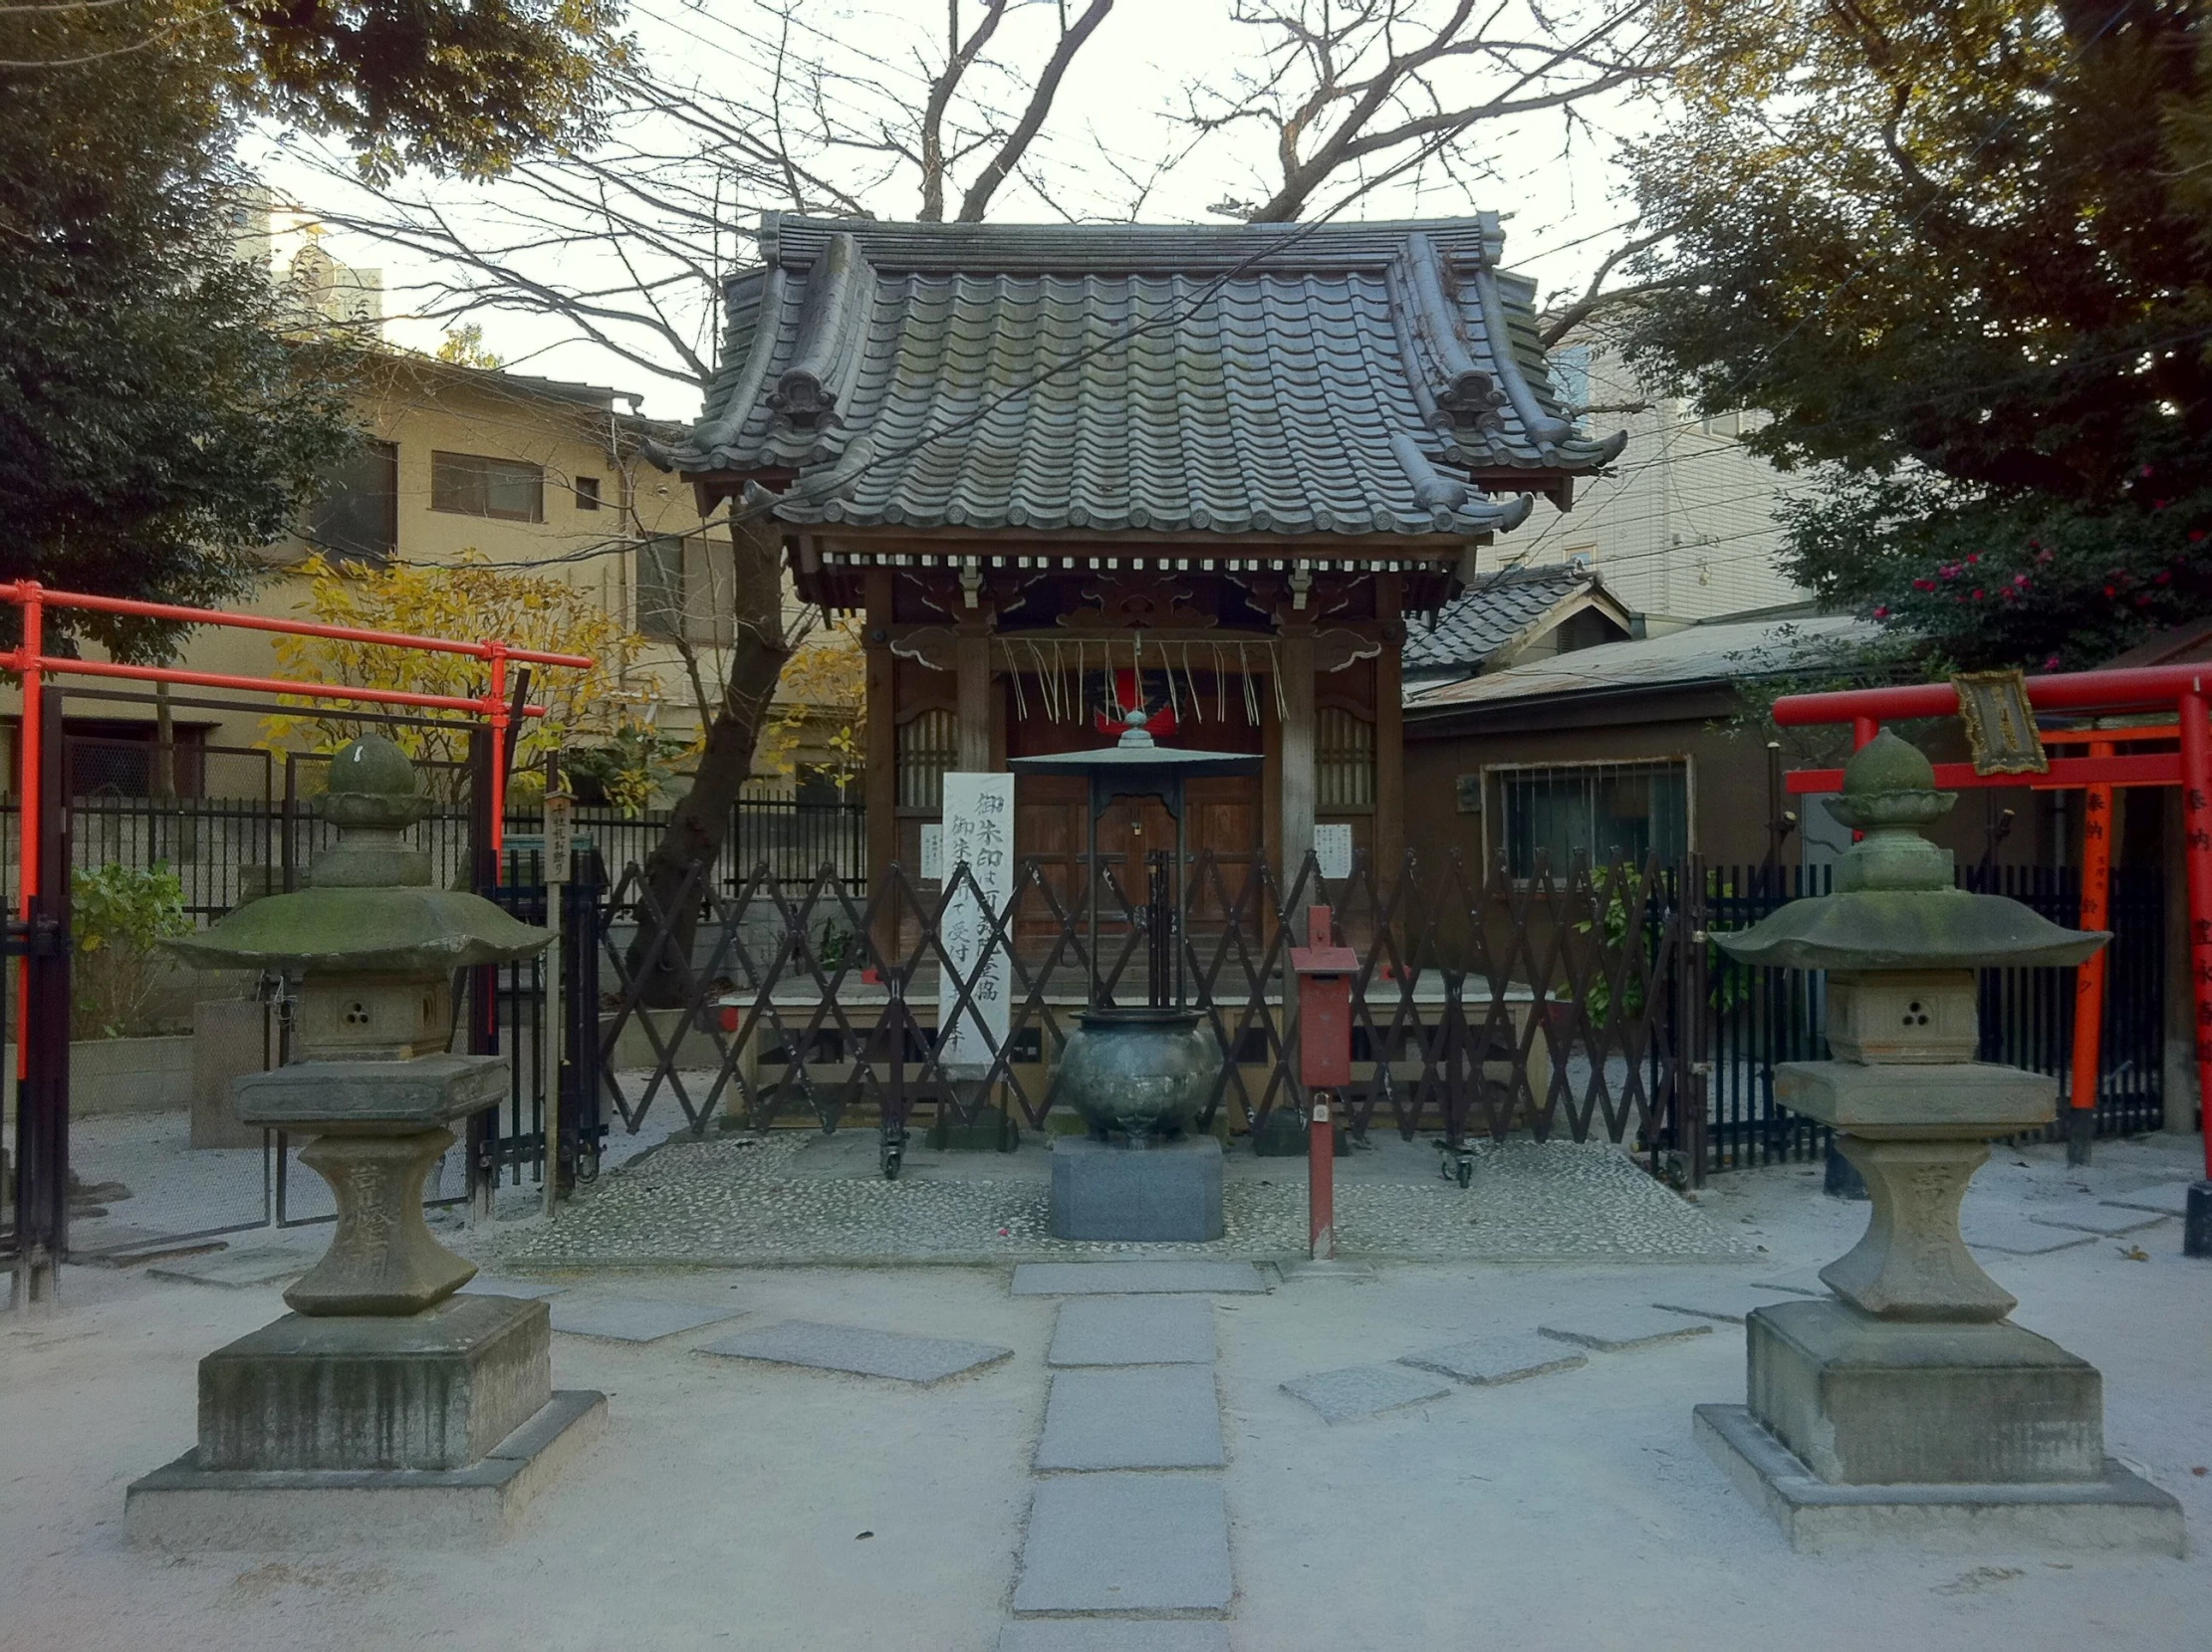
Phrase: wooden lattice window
[
  {"left": 1317, "top": 707, "right": 1374, "bottom": 810},
  {"left": 897, "top": 709, "right": 957, "bottom": 811}
]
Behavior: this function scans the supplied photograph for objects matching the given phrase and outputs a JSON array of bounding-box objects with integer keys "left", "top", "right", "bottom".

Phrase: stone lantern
[
  {"left": 1696, "top": 731, "right": 2183, "bottom": 1555},
  {"left": 125, "top": 737, "right": 604, "bottom": 1548}
]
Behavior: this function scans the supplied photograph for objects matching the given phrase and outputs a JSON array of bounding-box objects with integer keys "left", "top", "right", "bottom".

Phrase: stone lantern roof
[
  {"left": 168, "top": 736, "right": 550, "bottom": 977},
  {"left": 1713, "top": 730, "right": 2106, "bottom": 973}
]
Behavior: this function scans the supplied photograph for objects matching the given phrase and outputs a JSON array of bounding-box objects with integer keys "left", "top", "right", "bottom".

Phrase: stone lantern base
[
  {"left": 124, "top": 1296, "right": 606, "bottom": 1549},
  {"left": 1695, "top": 1399, "right": 2183, "bottom": 1557},
  {"left": 1700, "top": 1292, "right": 2184, "bottom": 1552}
]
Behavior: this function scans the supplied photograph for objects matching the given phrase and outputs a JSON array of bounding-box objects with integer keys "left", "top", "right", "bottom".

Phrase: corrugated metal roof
[
  {"left": 1403, "top": 565, "right": 1602, "bottom": 673},
  {"left": 662, "top": 214, "right": 1625, "bottom": 540},
  {"left": 1405, "top": 614, "right": 1875, "bottom": 712}
]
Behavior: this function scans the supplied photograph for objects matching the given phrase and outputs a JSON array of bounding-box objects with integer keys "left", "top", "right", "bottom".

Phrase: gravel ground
[{"left": 495, "top": 1129, "right": 1762, "bottom": 1270}]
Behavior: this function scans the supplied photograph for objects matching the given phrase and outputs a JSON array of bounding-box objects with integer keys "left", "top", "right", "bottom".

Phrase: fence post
[
  {"left": 1682, "top": 853, "right": 1711, "bottom": 1188},
  {"left": 11, "top": 686, "right": 70, "bottom": 1309}
]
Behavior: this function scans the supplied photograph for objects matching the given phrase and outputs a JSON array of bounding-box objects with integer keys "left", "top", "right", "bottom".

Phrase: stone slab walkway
[
  {"left": 998, "top": 1623, "right": 1232, "bottom": 1651},
  {"left": 548, "top": 1298, "right": 741, "bottom": 1343},
  {"left": 145, "top": 1248, "right": 313, "bottom": 1289},
  {"left": 1036, "top": 1367, "right": 1224, "bottom": 1471},
  {"left": 698, "top": 1320, "right": 1011, "bottom": 1384},
  {"left": 1048, "top": 1298, "right": 1216, "bottom": 1366},
  {"left": 1537, "top": 1306, "right": 1714, "bottom": 1353},
  {"left": 1399, "top": 1334, "right": 1587, "bottom": 1386},
  {"left": 1007, "top": 1271, "right": 1237, "bottom": 1639},
  {"left": 1282, "top": 1362, "right": 1455, "bottom": 1424},
  {"left": 1014, "top": 1262, "right": 1269, "bottom": 1297},
  {"left": 1014, "top": 1476, "right": 1233, "bottom": 1613}
]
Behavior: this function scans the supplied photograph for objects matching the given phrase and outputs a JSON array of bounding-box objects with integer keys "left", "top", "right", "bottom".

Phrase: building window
[
  {"left": 1316, "top": 707, "right": 1374, "bottom": 810},
  {"left": 575, "top": 476, "right": 601, "bottom": 511},
  {"left": 306, "top": 439, "right": 398, "bottom": 565},
  {"left": 635, "top": 535, "right": 685, "bottom": 639},
  {"left": 1551, "top": 344, "right": 1592, "bottom": 424},
  {"left": 430, "top": 451, "right": 544, "bottom": 522},
  {"left": 1499, "top": 760, "right": 1688, "bottom": 879},
  {"left": 634, "top": 534, "right": 733, "bottom": 645},
  {"left": 896, "top": 709, "right": 957, "bottom": 811}
]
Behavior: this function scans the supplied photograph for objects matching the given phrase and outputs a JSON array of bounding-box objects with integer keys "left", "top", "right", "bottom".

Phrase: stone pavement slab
[
  {"left": 549, "top": 1298, "right": 742, "bottom": 1343},
  {"left": 1963, "top": 1217, "right": 2097, "bottom": 1256},
  {"left": 1282, "top": 1363, "right": 1453, "bottom": 1424},
  {"left": 698, "top": 1320, "right": 1012, "bottom": 1384},
  {"left": 1048, "top": 1298, "right": 1216, "bottom": 1367},
  {"left": 1537, "top": 1307, "right": 1713, "bottom": 1353},
  {"left": 2028, "top": 1202, "right": 2167, "bottom": 1237},
  {"left": 999, "top": 1624, "right": 1231, "bottom": 1652},
  {"left": 1036, "top": 1367, "right": 1223, "bottom": 1470},
  {"left": 1013, "top": 1261, "right": 1269, "bottom": 1297},
  {"left": 2101, "top": 1187, "right": 2193, "bottom": 1218},
  {"left": 1013, "top": 1475, "right": 1232, "bottom": 1613},
  {"left": 1652, "top": 1285, "right": 1817, "bottom": 1324},
  {"left": 1399, "top": 1333, "right": 1587, "bottom": 1386},
  {"left": 147, "top": 1248, "right": 315, "bottom": 1289},
  {"left": 459, "top": 1277, "right": 568, "bottom": 1300}
]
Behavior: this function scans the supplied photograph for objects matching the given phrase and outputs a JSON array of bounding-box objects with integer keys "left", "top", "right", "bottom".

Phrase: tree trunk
[{"left": 626, "top": 515, "right": 792, "bottom": 1006}]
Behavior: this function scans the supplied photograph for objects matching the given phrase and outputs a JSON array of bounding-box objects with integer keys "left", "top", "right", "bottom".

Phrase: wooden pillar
[
  {"left": 1279, "top": 627, "right": 1316, "bottom": 930},
  {"left": 956, "top": 625, "right": 992, "bottom": 772},
  {"left": 1374, "top": 576, "right": 1404, "bottom": 879},
  {"left": 863, "top": 570, "right": 896, "bottom": 933}
]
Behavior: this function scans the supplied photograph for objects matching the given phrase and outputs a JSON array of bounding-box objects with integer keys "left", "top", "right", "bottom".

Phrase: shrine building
[{"left": 659, "top": 214, "right": 1625, "bottom": 902}]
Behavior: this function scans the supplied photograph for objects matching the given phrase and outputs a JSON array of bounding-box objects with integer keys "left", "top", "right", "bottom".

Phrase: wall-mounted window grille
[
  {"left": 1498, "top": 759, "right": 1688, "bottom": 879},
  {"left": 430, "top": 450, "right": 544, "bottom": 521},
  {"left": 897, "top": 709, "right": 957, "bottom": 811},
  {"left": 1316, "top": 707, "right": 1375, "bottom": 810}
]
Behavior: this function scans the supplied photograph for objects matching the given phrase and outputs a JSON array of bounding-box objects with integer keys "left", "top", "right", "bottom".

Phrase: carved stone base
[
  {"left": 1822, "top": 1135, "right": 2015, "bottom": 1321},
  {"left": 1749, "top": 1298, "right": 2102, "bottom": 1486},
  {"left": 288, "top": 1127, "right": 476, "bottom": 1314}
]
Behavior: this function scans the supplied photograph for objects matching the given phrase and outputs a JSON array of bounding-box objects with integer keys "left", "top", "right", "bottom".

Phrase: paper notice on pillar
[
  {"left": 1314, "top": 823, "right": 1353, "bottom": 881},
  {"left": 919, "top": 825, "right": 944, "bottom": 881},
  {"left": 937, "top": 773, "right": 1015, "bottom": 1074}
]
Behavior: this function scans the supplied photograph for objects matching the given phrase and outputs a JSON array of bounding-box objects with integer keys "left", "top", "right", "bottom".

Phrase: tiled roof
[
  {"left": 660, "top": 214, "right": 1625, "bottom": 540},
  {"left": 1404, "top": 614, "right": 1875, "bottom": 713},
  {"left": 1402, "top": 565, "right": 1602, "bottom": 674}
]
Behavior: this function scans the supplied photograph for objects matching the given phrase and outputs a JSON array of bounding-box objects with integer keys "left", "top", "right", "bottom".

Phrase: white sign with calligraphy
[
  {"left": 937, "top": 772, "right": 1015, "bottom": 1073},
  {"left": 1314, "top": 822, "right": 1353, "bottom": 881}
]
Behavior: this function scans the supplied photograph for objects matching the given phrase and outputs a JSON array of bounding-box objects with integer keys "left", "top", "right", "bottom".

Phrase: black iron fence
[
  {"left": 1703, "top": 861, "right": 2167, "bottom": 1171},
  {"left": 0, "top": 784, "right": 867, "bottom": 925},
  {"left": 586, "top": 849, "right": 1701, "bottom": 1179}
]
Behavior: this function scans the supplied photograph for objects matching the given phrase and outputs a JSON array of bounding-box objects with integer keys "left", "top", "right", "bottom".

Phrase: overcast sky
[{"left": 248, "top": 0, "right": 1656, "bottom": 421}]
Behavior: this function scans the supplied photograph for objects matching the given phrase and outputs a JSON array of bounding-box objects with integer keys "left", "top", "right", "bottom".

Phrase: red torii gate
[
  {"left": 2, "top": 580, "right": 595, "bottom": 1302},
  {"left": 1770, "top": 664, "right": 2212, "bottom": 1196}
]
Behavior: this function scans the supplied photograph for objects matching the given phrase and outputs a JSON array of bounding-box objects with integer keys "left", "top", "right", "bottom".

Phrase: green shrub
[{"left": 72, "top": 862, "right": 188, "bottom": 1040}]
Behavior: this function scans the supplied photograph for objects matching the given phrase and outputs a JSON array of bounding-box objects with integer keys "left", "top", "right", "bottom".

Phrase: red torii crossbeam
[{"left": 1771, "top": 665, "right": 2212, "bottom": 1188}]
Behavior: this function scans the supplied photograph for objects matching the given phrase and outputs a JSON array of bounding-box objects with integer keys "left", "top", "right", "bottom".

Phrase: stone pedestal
[
  {"left": 1051, "top": 1136, "right": 1224, "bottom": 1242},
  {"left": 127, "top": 1295, "right": 605, "bottom": 1547},
  {"left": 197, "top": 1295, "right": 552, "bottom": 1471},
  {"left": 1747, "top": 1297, "right": 2101, "bottom": 1484}
]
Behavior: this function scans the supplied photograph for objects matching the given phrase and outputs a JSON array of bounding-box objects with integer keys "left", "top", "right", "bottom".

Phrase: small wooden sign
[{"left": 1952, "top": 669, "right": 2049, "bottom": 776}]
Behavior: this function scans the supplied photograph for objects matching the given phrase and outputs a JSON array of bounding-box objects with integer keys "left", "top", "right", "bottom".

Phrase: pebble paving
[{"left": 500, "top": 1133, "right": 1758, "bottom": 1271}]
